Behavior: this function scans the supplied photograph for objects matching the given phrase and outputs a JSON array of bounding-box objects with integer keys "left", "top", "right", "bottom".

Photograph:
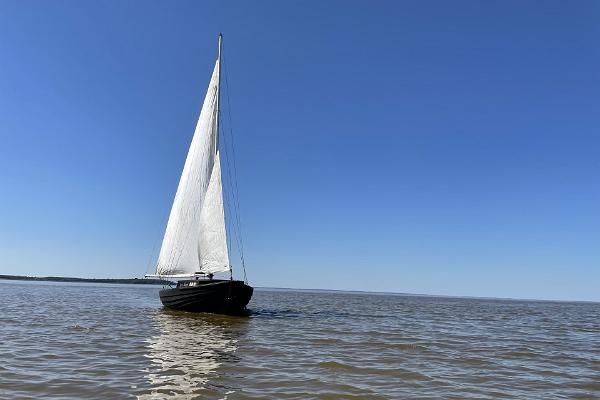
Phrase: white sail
[
  {"left": 197, "top": 152, "right": 230, "bottom": 274},
  {"left": 155, "top": 59, "right": 229, "bottom": 277}
]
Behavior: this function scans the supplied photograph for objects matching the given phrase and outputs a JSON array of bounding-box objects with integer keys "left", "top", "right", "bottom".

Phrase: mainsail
[{"left": 155, "top": 57, "right": 230, "bottom": 277}]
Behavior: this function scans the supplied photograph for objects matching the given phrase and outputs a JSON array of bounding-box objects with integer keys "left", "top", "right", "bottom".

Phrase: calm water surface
[{"left": 0, "top": 280, "right": 598, "bottom": 399}]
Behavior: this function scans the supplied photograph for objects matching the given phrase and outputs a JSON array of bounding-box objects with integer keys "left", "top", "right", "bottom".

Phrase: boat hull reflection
[{"left": 141, "top": 309, "right": 249, "bottom": 399}]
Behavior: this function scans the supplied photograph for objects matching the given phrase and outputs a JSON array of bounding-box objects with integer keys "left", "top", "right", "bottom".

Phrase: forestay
[{"left": 155, "top": 60, "right": 230, "bottom": 277}]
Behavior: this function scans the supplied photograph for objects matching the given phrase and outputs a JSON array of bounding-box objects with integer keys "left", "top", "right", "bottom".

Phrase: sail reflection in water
[{"left": 140, "top": 310, "right": 248, "bottom": 399}]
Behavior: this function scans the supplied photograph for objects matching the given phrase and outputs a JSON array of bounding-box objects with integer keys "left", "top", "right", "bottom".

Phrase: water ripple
[{"left": 0, "top": 281, "right": 599, "bottom": 399}]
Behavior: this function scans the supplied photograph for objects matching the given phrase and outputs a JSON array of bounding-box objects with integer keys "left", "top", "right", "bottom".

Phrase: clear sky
[{"left": 1, "top": 1, "right": 598, "bottom": 301}]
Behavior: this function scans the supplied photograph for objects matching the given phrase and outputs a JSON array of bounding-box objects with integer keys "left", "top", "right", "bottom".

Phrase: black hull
[{"left": 159, "top": 280, "right": 253, "bottom": 315}]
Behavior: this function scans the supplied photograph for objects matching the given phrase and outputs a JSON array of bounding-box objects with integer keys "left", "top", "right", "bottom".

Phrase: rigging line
[
  {"left": 222, "top": 55, "right": 247, "bottom": 282},
  {"left": 145, "top": 214, "right": 167, "bottom": 276},
  {"left": 222, "top": 60, "right": 244, "bottom": 245},
  {"left": 221, "top": 153, "right": 239, "bottom": 274},
  {"left": 224, "top": 57, "right": 246, "bottom": 252},
  {"left": 220, "top": 131, "right": 245, "bottom": 283},
  {"left": 222, "top": 53, "right": 248, "bottom": 283},
  {"left": 145, "top": 172, "right": 175, "bottom": 275},
  {"left": 224, "top": 184, "right": 233, "bottom": 271},
  {"left": 218, "top": 88, "right": 241, "bottom": 249},
  {"left": 219, "top": 117, "right": 244, "bottom": 258},
  {"left": 218, "top": 122, "right": 236, "bottom": 253}
]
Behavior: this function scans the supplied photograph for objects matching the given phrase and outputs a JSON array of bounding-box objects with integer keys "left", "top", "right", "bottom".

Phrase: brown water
[{"left": 0, "top": 280, "right": 598, "bottom": 399}]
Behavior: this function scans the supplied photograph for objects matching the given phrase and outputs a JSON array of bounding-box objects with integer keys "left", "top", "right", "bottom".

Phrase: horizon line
[{"left": 1, "top": 274, "right": 597, "bottom": 304}]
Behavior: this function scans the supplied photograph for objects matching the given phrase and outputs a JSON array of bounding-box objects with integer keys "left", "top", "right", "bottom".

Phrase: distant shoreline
[
  {"left": 1, "top": 275, "right": 597, "bottom": 304},
  {"left": 0, "top": 274, "right": 170, "bottom": 285}
]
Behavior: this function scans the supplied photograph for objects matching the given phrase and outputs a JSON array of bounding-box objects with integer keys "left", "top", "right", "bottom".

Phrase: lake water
[{"left": 0, "top": 280, "right": 598, "bottom": 399}]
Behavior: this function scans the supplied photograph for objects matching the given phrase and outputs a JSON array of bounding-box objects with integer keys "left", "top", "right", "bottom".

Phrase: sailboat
[{"left": 145, "top": 34, "right": 253, "bottom": 315}]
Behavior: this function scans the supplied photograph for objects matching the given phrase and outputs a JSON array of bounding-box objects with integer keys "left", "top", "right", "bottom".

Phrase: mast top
[{"left": 217, "top": 33, "right": 223, "bottom": 62}]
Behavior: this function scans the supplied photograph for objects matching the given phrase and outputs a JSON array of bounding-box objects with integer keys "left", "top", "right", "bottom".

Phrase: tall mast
[
  {"left": 215, "top": 33, "right": 223, "bottom": 154},
  {"left": 216, "top": 33, "right": 231, "bottom": 278}
]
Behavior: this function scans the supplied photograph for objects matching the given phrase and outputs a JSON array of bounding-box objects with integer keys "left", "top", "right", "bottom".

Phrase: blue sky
[{"left": 0, "top": 1, "right": 598, "bottom": 301}]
